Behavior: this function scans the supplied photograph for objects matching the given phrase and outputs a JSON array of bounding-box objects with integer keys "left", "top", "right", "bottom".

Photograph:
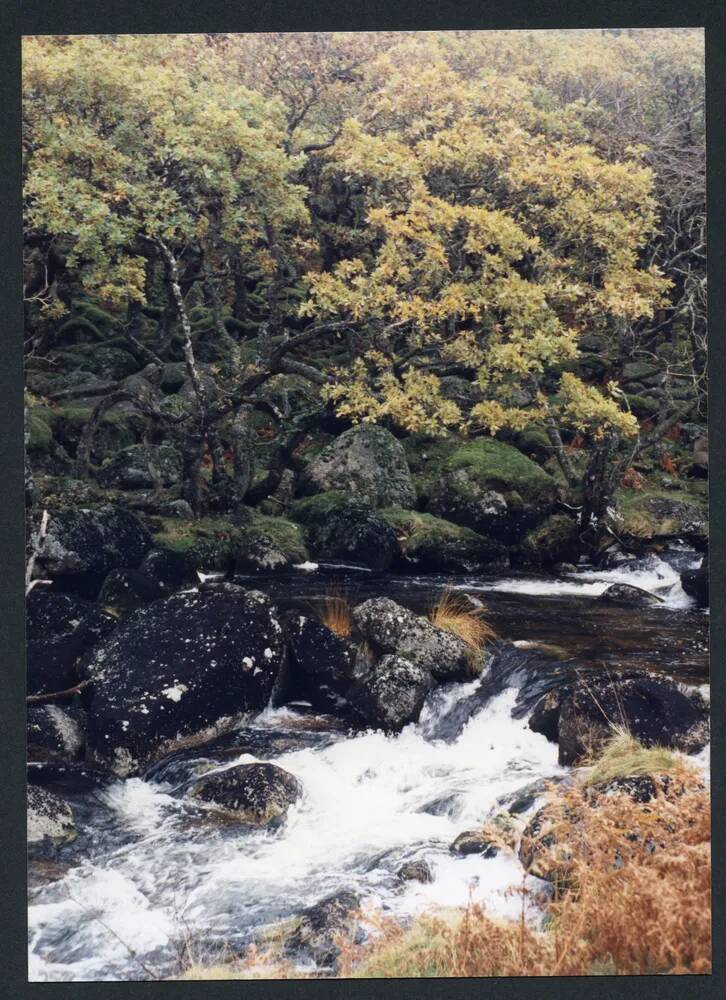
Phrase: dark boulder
[
  {"left": 81, "top": 589, "right": 286, "bottom": 775},
  {"left": 286, "top": 615, "right": 356, "bottom": 713},
  {"left": 189, "top": 762, "right": 302, "bottom": 826},
  {"left": 353, "top": 597, "right": 474, "bottom": 682},
  {"left": 286, "top": 889, "right": 362, "bottom": 970},
  {"left": 96, "top": 442, "right": 183, "bottom": 490},
  {"left": 681, "top": 553, "right": 708, "bottom": 607},
  {"left": 97, "top": 567, "right": 166, "bottom": 611},
  {"left": 348, "top": 655, "right": 432, "bottom": 732},
  {"left": 291, "top": 492, "right": 400, "bottom": 571},
  {"left": 598, "top": 583, "right": 662, "bottom": 607},
  {"left": 397, "top": 859, "right": 433, "bottom": 883},
  {"left": 449, "top": 830, "right": 499, "bottom": 857},
  {"left": 27, "top": 705, "right": 86, "bottom": 763},
  {"left": 35, "top": 504, "right": 151, "bottom": 587},
  {"left": 138, "top": 547, "right": 191, "bottom": 587},
  {"left": 27, "top": 786, "right": 76, "bottom": 844},
  {"left": 26, "top": 588, "right": 117, "bottom": 694},
  {"left": 556, "top": 675, "right": 710, "bottom": 766}
]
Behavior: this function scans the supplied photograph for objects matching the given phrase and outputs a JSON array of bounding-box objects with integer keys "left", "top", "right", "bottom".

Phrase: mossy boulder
[
  {"left": 26, "top": 410, "right": 54, "bottom": 453},
  {"left": 613, "top": 487, "right": 708, "bottom": 547},
  {"left": 152, "top": 513, "right": 309, "bottom": 575},
  {"left": 520, "top": 514, "right": 580, "bottom": 568},
  {"left": 380, "top": 508, "right": 507, "bottom": 572},
  {"left": 301, "top": 424, "right": 416, "bottom": 508},
  {"left": 418, "top": 438, "right": 557, "bottom": 543},
  {"left": 96, "top": 442, "right": 183, "bottom": 490},
  {"left": 151, "top": 516, "right": 244, "bottom": 574},
  {"left": 234, "top": 515, "right": 309, "bottom": 573},
  {"left": 290, "top": 491, "right": 400, "bottom": 571}
]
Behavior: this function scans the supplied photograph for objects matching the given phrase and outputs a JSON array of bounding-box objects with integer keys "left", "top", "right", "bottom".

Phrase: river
[{"left": 27, "top": 545, "right": 709, "bottom": 981}]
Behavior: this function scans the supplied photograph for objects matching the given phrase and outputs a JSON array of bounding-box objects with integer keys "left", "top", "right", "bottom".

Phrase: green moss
[
  {"left": 521, "top": 514, "right": 579, "bottom": 565},
  {"left": 152, "top": 517, "right": 242, "bottom": 569},
  {"left": 289, "top": 490, "right": 351, "bottom": 525},
  {"left": 26, "top": 410, "right": 53, "bottom": 452},
  {"left": 447, "top": 439, "right": 556, "bottom": 502},
  {"left": 625, "top": 394, "right": 660, "bottom": 419},
  {"left": 237, "top": 515, "right": 309, "bottom": 566},
  {"left": 516, "top": 424, "right": 552, "bottom": 462},
  {"left": 380, "top": 508, "right": 483, "bottom": 551},
  {"left": 56, "top": 317, "right": 103, "bottom": 341}
]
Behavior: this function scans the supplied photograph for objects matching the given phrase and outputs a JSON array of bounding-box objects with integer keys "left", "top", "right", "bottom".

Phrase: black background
[{"left": 1, "top": 2, "right": 723, "bottom": 997}]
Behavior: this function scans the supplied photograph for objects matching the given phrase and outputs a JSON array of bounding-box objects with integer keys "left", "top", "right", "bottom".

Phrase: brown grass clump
[
  {"left": 428, "top": 589, "right": 496, "bottom": 667},
  {"left": 343, "top": 767, "right": 711, "bottom": 978},
  {"left": 318, "top": 592, "right": 353, "bottom": 638}
]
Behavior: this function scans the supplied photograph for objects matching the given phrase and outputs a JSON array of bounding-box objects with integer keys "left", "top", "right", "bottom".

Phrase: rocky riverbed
[{"left": 27, "top": 550, "right": 708, "bottom": 982}]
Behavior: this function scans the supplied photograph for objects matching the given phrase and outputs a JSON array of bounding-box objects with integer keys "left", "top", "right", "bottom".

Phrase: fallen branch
[
  {"left": 25, "top": 508, "right": 49, "bottom": 596},
  {"left": 27, "top": 679, "right": 92, "bottom": 704}
]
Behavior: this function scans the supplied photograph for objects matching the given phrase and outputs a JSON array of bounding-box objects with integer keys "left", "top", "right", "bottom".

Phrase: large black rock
[
  {"left": 555, "top": 675, "right": 710, "bottom": 765},
  {"left": 26, "top": 588, "right": 117, "bottom": 694},
  {"left": 348, "top": 654, "right": 432, "bottom": 732},
  {"left": 189, "top": 762, "right": 302, "bottom": 826},
  {"left": 286, "top": 615, "right": 356, "bottom": 713},
  {"left": 286, "top": 889, "right": 362, "bottom": 970},
  {"left": 35, "top": 504, "right": 151, "bottom": 589},
  {"left": 82, "top": 589, "right": 286, "bottom": 775},
  {"left": 681, "top": 553, "right": 708, "bottom": 607}
]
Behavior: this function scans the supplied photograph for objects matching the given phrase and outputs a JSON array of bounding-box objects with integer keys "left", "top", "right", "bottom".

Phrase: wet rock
[
  {"left": 27, "top": 588, "right": 117, "bottom": 694},
  {"left": 450, "top": 830, "right": 499, "bottom": 857},
  {"left": 27, "top": 760, "right": 115, "bottom": 795},
  {"left": 499, "top": 777, "right": 558, "bottom": 815},
  {"left": 557, "top": 675, "right": 710, "bottom": 766},
  {"left": 138, "top": 547, "right": 190, "bottom": 587},
  {"left": 27, "top": 786, "right": 76, "bottom": 844},
  {"left": 286, "top": 615, "right": 355, "bottom": 713},
  {"left": 348, "top": 655, "right": 432, "bottom": 733},
  {"left": 35, "top": 504, "right": 151, "bottom": 585},
  {"left": 353, "top": 597, "right": 473, "bottom": 682},
  {"left": 97, "top": 568, "right": 166, "bottom": 611},
  {"left": 681, "top": 553, "right": 708, "bottom": 607},
  {"left": 291, "top": 492, "right": 400, "bottom": 571},
  {"left": 598, "top": 583, "right": 663, "bottom": 607},
  {"left": 642, "top": 496, "right": 707, "bottom": 543},
  {"left": 286, "top": 889, "right": 362, "bottom": 969},
  {"left": 397, "top": 860, "right": 433, "bottom": 883},
  {"left": 302, "top": 424, "right": 416, "bottom": 508},
  {"left": 96, "top": 442, "right": 183, "bottom": 490},
  {"left": 27, "top": 705, "right": 86, "bottom": 763},
  {"left": 82, "top": 589, "right": 286, "bottom": 775},
  {"left": 189, "top": 762, "right": 302, "bottom": 826}
]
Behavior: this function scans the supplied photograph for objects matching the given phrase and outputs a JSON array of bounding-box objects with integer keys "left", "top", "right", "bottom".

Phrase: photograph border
[{"left": 1, "top": 2, "right": 724, "bottom": 997}]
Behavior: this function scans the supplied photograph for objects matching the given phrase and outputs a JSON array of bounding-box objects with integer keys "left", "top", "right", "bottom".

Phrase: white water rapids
[{"left": 27, "top": 552, "right": 708, "bottom": 982}]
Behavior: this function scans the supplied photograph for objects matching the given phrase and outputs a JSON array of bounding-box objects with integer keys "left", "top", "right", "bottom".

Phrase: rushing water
[{"left": 27, "top": 548, "right": 709, "bottom": 982}]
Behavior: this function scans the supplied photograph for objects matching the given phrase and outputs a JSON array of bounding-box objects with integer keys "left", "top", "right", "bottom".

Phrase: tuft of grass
[
  {"left": 583, "top": 727, "right": 685, "bottom": 787},
  {"left": 319, "top": 592, "right": 353, "bottom": 639},
  {"left": 428, "top": 588, "right": 496, "bottom": 655}
]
